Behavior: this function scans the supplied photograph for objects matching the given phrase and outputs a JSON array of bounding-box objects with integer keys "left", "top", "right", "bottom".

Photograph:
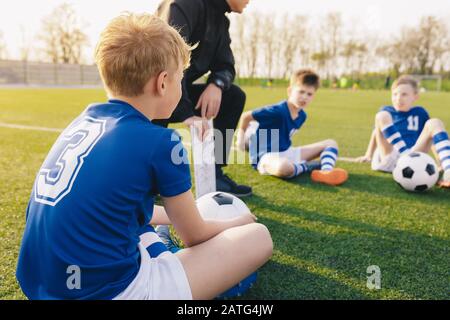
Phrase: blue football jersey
[
  {"left": 249, "top": 101, "right": 307, "bottom": 166},
  {"left": 380, "top": 106, "right": 430, "bottom": 148},
  {"left": 16, "top": 99, "right": 191, "bottom": 300}
]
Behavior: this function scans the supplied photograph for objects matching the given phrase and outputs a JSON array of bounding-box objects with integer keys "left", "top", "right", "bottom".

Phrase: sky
[{"left": 0, "top": 0, "right": 449, "bottom": 61}]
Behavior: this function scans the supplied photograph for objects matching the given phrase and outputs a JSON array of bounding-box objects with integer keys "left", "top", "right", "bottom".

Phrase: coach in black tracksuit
[{"left": 154, "top": 0, "right": 252, "bottom": 197}]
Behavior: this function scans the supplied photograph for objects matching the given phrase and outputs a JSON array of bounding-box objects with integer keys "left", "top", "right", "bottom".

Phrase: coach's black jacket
[{"left": 157, "top": 0, "right": 236, "bottom": 122}]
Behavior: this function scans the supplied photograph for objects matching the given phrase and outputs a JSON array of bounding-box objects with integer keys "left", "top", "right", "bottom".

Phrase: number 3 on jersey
[
  {"left": 407, "top": 116, "right": 419, "bottom": 131},
  {"left": 35, "top": 117, "right": 106, "bottom": 206}
]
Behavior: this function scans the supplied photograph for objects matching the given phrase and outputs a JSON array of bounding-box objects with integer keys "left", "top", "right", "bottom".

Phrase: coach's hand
[
  {"left": 195, "top": 84, "right": 222, "bottom": 119},
  {"left": 184, "top": 116, "right": 210, "bottom": 142}
]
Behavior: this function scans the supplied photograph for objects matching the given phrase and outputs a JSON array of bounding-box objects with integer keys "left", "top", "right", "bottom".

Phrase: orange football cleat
[{"left": 311, "top": 168, "right": 349, "bottom": 186}]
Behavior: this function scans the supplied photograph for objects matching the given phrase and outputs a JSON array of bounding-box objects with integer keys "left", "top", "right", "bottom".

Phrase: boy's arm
[
  {"left": 150, "top": 205, "right": 171, "bottom": 225},
  {"left": 236, "top": 111, "right": 255, "bottom": 151},
  {"left": 356, "top": 129, "right": 377, "bottom": 162},
  {"left": 207, "top": 20, "right": 235, "bottom": 92},
  {"left": 239, "top": 111, "right": 255, "bottom": 131},
  {"left": 162, "top": 190, "right": 256, "bottom": 248}
]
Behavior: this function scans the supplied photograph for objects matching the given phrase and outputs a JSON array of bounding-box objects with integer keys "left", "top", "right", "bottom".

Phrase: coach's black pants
[{"left": 152, "top": 84, "right": 246, "bottom": 171}]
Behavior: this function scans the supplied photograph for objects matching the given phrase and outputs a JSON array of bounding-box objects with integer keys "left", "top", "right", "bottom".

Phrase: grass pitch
[{"left": 0, "top": 87, "right": 448, "bottom": 299}]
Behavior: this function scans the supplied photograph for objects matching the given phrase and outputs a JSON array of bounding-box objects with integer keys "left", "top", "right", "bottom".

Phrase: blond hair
[
  {"left": 392, "top": 75, "right": 419, "bottom": 93},
  {"left": 95, "top": 13, "right": 191, "bottom": 97},
  {"left": 290, "top": 69, "right": 320, "bottom": 90}
]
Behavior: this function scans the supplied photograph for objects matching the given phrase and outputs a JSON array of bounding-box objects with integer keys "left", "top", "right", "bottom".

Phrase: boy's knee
[
  {"left": 253, "top": 223, "right": 273, "bottom": 258},
  {"left": 274, "top": 159, "right": 294, "bottom": 178},
  {"left": 426, "top": 118, "right": 444, "bottom": 131},
  {"left": 375, "top": 111, "right": 392, "bottom": 127},
  {"left": 325, "top": 139, "right": 338, "bottom": 149}
]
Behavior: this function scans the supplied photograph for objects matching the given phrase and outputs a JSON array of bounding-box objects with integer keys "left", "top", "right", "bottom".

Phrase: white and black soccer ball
[
  {"left": 393, "top": 152, "right": 439, "bottom": 192},
  {"left": 196, "top": 192, "right": 250, "bottom": 220}
]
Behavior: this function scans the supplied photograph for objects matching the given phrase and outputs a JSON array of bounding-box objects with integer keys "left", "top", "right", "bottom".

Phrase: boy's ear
[
  {"left": 156, "top": 71, "right": 169, "bottom": 96},
  {"left": 287, "top": 86, "right": 291, "bottom": 96}
]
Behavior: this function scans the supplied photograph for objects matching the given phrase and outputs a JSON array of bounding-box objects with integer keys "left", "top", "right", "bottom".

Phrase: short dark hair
[{"left": 290, "top": 69, "right": 320, "bottom": 90}]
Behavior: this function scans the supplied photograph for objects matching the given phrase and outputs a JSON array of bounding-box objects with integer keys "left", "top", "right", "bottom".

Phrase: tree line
[
  {"left": 230, "top": 12, "right": 450, "bottom": 79},
  {"left": 0, "top": 3, "right": 88, "bottom": 64},
  {"left": 1, "top": 3, "right": 449, "bottom": 80}
]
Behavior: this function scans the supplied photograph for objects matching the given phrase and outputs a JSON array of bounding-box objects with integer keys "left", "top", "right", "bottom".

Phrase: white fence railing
[{"left": 0, "top": 59, "right": 102, "bottom": 86}]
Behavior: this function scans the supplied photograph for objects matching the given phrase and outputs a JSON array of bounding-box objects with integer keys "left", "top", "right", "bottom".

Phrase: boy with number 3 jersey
[{"left": 16, "top": 13, "right": 272, "bottom": 300}]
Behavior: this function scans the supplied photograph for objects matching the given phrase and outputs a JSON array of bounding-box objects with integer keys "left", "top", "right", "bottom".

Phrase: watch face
[{"left": 215, "top": 79, "right": 224, "bottom": 89}]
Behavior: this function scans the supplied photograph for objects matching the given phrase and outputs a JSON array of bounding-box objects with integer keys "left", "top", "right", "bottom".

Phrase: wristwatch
[{"left": 212, "top": 78, "right": 225, "bottom": 91}]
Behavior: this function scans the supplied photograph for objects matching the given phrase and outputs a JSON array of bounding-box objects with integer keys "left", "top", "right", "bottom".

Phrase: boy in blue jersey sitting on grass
[
  {"left": 236, "top": 69, "right": 349, "bottom": 186},
  {"left": 356, "top": 75, "right": 450, "bottom": 188},
  {"left": 16, "top": 13, "right": 272, "bottom": 300}
]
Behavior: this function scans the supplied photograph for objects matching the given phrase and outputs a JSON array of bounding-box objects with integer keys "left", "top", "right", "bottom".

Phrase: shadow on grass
[
  {"left": 241, "top": 260, "right": 370, "bottom": 300},
  {"left": 247, "top": 195, "right": 449, "bottom": 299},
  {"left": 338, "top": 171, "right": 450, "bottom": 202},
  {"left": 275, "top": 169, "right": 449, "bottom": 204}
]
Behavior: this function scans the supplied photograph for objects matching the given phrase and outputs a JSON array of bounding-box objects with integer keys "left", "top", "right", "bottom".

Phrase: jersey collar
[
  {"left": 283, "top": 100, "right": 303, "bottom": 122},
  {"left": 108, "top": 99, "right": 152, "bottom": 123}
]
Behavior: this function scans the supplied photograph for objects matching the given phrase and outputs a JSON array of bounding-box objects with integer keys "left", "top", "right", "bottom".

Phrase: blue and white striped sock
[
  {"left": 433, "top": 132, "right": 450, "bottom": 173},
  {"left": 382, "top": 124, "right": 409, "bottom": 155},
  {"left": 320, "top": 147, "right": 338, "bottom": 171},
  {"left": 288, "top": 162, "right": 308, "bottom": 178}
]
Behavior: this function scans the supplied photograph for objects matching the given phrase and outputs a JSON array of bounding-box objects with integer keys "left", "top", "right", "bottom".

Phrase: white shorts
[
  {"left": 113, "top": 231, "right": 192, "bottom": 300},
  {"left": 257, "top": 147, "right": 303, "bottom": 175},
  {"left": 371, "top": 148, "right": 400, "bottom": 173}
]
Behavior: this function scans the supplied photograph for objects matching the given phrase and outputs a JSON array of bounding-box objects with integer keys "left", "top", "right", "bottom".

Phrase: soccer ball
[
  {"left": 196, "top": 192, "right": 250, "bottom": 220},
  {"left": 393, "top": 152, "right": 439, "bottom": 192}
]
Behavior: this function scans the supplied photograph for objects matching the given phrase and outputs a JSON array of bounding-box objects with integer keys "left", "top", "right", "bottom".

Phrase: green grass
[{"left": 0, "top": 87, "right": 449, "bottom": 300}]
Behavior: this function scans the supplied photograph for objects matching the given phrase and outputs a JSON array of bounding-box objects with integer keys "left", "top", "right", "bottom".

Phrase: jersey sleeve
[
  {"left": 378, "top": 105, "right": 392, "bottom": 113},
  {"left": 252, "top": 105, "right": 282, "bottom": 125},
  {"left": 416, "top": 107, "right": 430, "bottom": 134},
  {"left": 420, "top": 107, "right": 430, "bottom": 122},
  {"left": 151, "top": 130, "right": 192, "bottom": 197},
  {"left": 300, "top": 110, "right": 307, "bottom": 124}
]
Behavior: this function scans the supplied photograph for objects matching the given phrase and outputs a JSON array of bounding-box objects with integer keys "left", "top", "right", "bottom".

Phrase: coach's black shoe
[{"left": 216, "top": 174, "right": 253, "bottom": 198}]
